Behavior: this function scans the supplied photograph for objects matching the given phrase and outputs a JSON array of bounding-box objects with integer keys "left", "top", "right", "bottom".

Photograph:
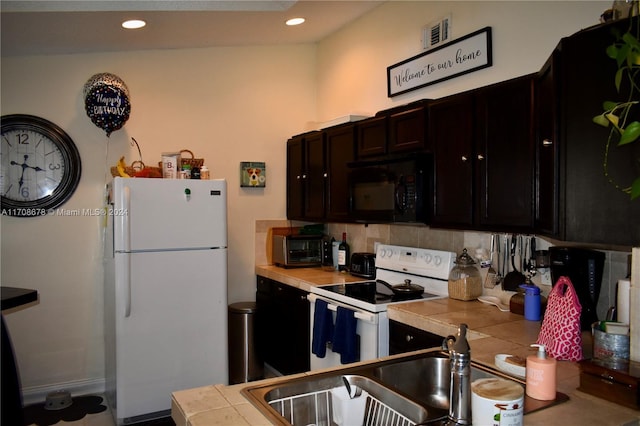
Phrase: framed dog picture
[{"left": 240, "top": 161, "right": 266, "bottom": 187}]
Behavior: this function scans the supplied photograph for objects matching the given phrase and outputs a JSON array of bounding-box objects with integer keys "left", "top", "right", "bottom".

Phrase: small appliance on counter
[
  {"left": 350, "top": 252, "right": 376, "bottom": 278},
  {"left": 272, "top": 234, "right": 323, "bottom": 268},
  {"left": 549, "top": 246, "right": 605, "bottom": 330}
]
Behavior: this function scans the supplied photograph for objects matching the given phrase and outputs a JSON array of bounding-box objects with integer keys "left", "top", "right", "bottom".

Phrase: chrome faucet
[{"left": 443, "top": 324, "right": 472, "bottom": 425}]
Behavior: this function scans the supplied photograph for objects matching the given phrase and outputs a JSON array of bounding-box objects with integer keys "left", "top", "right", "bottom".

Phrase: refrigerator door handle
[
  {"left": 124, "top": 254, "right": 131, "bottom": 318},
  {"left": 115, "top": 184, "right": 131, "bottom": 253}
]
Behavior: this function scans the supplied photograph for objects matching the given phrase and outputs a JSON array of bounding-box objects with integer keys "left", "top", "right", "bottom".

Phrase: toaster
[{"left": 350, "top": 252, "right": 376, "bottom": 279}]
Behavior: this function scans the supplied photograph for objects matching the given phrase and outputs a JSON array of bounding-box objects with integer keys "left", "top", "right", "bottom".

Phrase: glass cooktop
[{"left": 318, "top": 281, "right": 440, "bottom": 305}]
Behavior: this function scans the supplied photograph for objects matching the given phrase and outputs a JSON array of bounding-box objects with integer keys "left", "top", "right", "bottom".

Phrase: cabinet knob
[
  {"left": 296, "top": 175, "right": 301, "bottom": 180},
  {"left": 302, "top": 174, "right": 307, "bottom": 179},
  {"left": 542, "top": 139, "right": 553, "bottom": 146},
  {"left": 477, "top": 154, "right": 485, "bottom": 161},
  {"left": 323, "top": 173, "right": 328, "bottom": 178},
  {"left": 461, "top": 156, "right": 468, "bottom": 162}
]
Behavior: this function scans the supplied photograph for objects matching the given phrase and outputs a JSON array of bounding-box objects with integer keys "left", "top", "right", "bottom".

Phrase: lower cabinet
[
  {"left": 388, "top": 320, "right": 444, "bottom": 355},
  {"left": 255, "top": 276, "right": 310, "bottom": 375}
]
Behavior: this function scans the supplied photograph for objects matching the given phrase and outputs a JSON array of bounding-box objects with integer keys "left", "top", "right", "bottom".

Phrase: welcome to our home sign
[{"left": 387, "top": 27, "right": 492, "bottom": 97}]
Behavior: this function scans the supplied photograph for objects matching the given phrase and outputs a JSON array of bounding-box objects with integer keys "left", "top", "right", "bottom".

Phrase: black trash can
[{"left": 228, "top": 302, "right": 263, "bottom": 384}]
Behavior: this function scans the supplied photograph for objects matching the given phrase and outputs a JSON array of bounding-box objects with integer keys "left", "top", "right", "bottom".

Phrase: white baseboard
[{"left": 22, "top": 378, "right": 106, "bottom": 406}]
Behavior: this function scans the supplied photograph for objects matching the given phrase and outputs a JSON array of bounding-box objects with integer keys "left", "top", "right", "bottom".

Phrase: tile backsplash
[{"left": 255, "top": 220, "right": 632, "bottom": 322}]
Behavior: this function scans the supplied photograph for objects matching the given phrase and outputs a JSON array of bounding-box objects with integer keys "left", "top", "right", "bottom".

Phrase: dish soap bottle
[{"left": 526, "top": 344, "right": 556, "bottom": 401}]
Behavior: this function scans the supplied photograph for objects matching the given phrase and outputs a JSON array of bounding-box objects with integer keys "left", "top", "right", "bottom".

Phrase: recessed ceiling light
[
  {"left": 122, "top": 19, "right": 146, "bottom": 30},
  {"left": 286, "top": 17, "right": 305, "bottom": 26}
]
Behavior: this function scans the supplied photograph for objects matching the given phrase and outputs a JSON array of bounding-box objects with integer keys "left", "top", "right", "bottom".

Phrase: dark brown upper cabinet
[
  {"left": 286, "top": 124, "right": 355, "bottom": 222},
  {"left": 388, "top": 101, "right": 430, "bottom": 153},
  {"left": 535, "top": 18, "right": 640, "bottom": 247},
  {"left": 430, "top": 75, "right": 536, "bottom": 232},
  {"left": 356, "top": 100, "right": 430, "bottom": 160},
  {"left": 356, "top": 115, "right": 387, "bottom": 159},
  {"left": 324, "top": 123, "right": 357, "bottom": 221}
]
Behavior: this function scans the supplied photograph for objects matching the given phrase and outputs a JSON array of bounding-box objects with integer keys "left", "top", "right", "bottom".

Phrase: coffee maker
[{"left": 549, "top": 246, "right": 605, "bottom": 330}]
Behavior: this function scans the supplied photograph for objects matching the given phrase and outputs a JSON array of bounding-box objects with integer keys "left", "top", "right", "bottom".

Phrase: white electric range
[{"left": 308, "top": 243, "right": 455, "bottom": 370}]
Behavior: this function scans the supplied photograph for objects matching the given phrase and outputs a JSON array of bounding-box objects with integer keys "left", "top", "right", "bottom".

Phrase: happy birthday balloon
[{"left": 83, "top": 73, "right": 131, "bottom": 137}]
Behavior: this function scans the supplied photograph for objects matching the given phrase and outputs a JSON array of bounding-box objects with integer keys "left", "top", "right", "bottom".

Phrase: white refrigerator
[{"left": 104, "top": 177, "right": 228, "bottom": 425}]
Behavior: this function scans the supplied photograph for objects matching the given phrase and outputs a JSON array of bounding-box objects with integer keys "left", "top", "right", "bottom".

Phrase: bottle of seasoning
[
  {"left": 200, "top": 165, "right": 210, "bottom": 180},
  {"left": 337, "top": 232, "right": 350, "bottom": 272}
]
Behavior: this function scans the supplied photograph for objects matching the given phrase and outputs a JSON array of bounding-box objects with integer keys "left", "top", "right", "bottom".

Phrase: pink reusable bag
[{"left": 536, "top": 276, "right": 583, "bottom": 361}]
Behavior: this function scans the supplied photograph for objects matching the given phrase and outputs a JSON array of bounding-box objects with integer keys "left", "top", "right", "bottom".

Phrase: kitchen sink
[
  {"left": 245, "top": 373, "right": 432, "bottom": 426},
  {"left": 242, "top": 349, "right": 569, "bottom": 425}
]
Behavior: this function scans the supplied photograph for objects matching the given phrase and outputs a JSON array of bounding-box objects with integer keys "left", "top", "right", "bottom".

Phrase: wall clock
[{"left": 1, "top": 114, "right": 82, "bottom": 217}]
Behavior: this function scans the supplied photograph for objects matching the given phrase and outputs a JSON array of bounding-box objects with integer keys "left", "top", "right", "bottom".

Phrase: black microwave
[{"left": 347, "top": 153, "right": 432, "bottom": 223}]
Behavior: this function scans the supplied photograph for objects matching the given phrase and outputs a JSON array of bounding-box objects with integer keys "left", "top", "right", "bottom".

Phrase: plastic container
[
  {"left": 526, "top": 344, "right": 556, "bottom": 401},
  {"left": 448, "top": 248, "right": 482, "bottom": 301},
  {"left": 330, "top": 386, "right": 368, "bottom": 426},
  {"left": 472, "top": 378, "right": 524, "bottom": 426},
  {"left": 520, "top": 282, "right": 541, "bottom": 321},
  {"left": 200, "top": 165, "right": 210, "bottom": 180}
]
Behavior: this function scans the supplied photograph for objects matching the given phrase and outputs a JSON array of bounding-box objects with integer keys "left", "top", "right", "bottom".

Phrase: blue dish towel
[
  {"left": 332, "top": 306, "right": 358, "bottom": 364},
  {"left": 312, "top": 299, "right": 334, "bottom": 358}
]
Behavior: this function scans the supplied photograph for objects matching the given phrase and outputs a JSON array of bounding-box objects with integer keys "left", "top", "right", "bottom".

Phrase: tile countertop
[{"left": 171, "top": 266, "right": 640, "bottom": 426}]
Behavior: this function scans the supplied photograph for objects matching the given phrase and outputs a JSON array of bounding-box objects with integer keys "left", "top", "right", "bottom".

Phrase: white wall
[
  {"left": 1, "top": 0, "right": 614, "bottom": 399},
  {"left": 1, "top": 45, "right": 316, "bottom": 396},
  {"left": 316, "top": 0, "right": 609, "bottom": 120}
]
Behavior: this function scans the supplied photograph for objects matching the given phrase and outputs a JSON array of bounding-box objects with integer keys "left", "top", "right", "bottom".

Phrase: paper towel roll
[{"left": 617, "top": 279, "right": 631, "bottom": 324}]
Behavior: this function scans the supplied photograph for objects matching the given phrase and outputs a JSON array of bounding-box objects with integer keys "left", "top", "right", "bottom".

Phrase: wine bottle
[{"left": 338, "top": 232, "right": 350, "bottom": 272}]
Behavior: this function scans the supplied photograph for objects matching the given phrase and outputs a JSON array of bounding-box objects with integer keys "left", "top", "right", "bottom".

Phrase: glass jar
[{"left": 448, "top": 248, "right": 482, "bottom": 301}]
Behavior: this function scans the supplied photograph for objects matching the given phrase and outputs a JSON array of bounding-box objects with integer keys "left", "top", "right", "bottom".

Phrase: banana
[{"left": 117, "top": 156, "right": 130, "bottom": 177}]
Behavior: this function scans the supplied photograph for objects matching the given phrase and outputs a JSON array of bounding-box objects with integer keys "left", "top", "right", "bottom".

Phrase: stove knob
[
  {"left": 434, "top": 256, "right": 442, "bottom": 266},
  {"left": 424, "top": 253, "right": 433, "bottom": 264}
]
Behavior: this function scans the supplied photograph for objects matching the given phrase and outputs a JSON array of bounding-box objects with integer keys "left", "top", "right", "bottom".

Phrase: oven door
[{"left": 308, "top": 293, "right": 388, "bottom": 371}]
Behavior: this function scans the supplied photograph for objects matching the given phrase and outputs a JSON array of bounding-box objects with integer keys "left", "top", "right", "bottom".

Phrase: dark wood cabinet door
[
  {"left": 388, "top": 104, "right": 428, "bottom": 153},
  {"left": 430, "top": 94, "right": 474, "bottom": 227},
  {"left": 256, "top": 277, "right": 309, "bottom": 375},
  {"left": 284, "top": 284, "right": 310, "bottom": 373},
  {"left": 286, "top": 136, "right": 305, "bottom": 220},
  {"left": 534, "top": 18, "right": 640, "bottom": 246},
  {"left": 304, "top": 131, "right": 326, "bottom": 221},
  {"left": 535, "top": 53, "right": 560, "bottom": 236},
  {"left": 356, "top": 116, "right": 387, "bottom": 159},
  {"left": 325, "top": 124, "right": 356, "bottom": 221},
  {"left": 475, "top": 75, "right": 535, "bottom": 230},
  {"left": 388, "top": 320, "right": 443, "bottom": 355}
]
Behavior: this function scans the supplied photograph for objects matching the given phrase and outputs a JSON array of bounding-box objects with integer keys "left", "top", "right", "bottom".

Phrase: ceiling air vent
[{"left": 423, "top": 14, "right": 451, "bottom": 50}]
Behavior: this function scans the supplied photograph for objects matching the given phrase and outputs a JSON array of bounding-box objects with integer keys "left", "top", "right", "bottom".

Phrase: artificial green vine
[{"left": 592, "top": 12, "right": 640, "bottom": 200}]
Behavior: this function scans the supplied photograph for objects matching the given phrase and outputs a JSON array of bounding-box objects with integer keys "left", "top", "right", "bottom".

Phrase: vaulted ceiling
[{"left": 1, "top": 0, "right": 383, "bottom": 56}]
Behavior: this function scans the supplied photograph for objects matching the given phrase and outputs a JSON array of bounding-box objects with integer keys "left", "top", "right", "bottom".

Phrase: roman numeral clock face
[{"left": 1, "top": 115, "right": 82, "bottom": 217}]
